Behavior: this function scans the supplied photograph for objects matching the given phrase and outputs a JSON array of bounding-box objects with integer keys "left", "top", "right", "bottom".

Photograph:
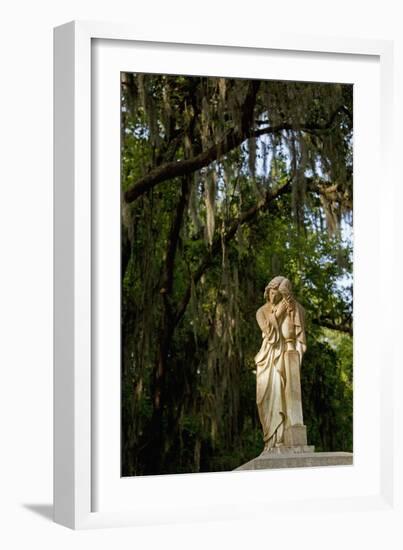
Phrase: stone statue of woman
[{"left": 255, "top": 276, "right": 307, "bottom": 452}]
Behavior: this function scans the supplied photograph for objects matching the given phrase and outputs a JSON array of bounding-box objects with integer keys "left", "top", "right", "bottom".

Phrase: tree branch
[
  {"left": 313, "top": 317, "right": 353, "bottom": 336},
  {"left": 124, "top": 80, "right": 260, "bottom": 204},
  {"left": 124, "top": 103, "right": 349, "bottom": 203},
  {"left": 174, "top": 178, "right": 293, "bottom": 325},
  {"left": 254, "top": 104, "right": 351, "bottom": 135},
  {"left": 253, "top": 113, "right": 344, "bottom": 138},
  {"left": 160, "top": 175, "right": 191, "bottom": 314}
]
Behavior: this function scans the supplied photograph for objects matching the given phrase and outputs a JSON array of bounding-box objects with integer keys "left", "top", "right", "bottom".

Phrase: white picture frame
[{"left": 54, "top": 20, "right": 399, "bottom": 530}]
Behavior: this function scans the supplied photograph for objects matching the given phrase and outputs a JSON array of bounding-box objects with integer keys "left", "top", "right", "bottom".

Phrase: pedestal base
[
  {"left": 264, "top": 444, "right": 315, "bottom": 455},
  {"left": 235, "top": 451, "right": 353, "bottom": 471}
]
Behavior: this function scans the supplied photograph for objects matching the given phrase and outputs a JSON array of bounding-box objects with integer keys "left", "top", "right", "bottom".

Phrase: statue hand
[
  {"left": 275, "top": 299, "right": 288, "bottom": 317},
  {"left": 283, "top": 293, "right": 295, "bottom": 313}
]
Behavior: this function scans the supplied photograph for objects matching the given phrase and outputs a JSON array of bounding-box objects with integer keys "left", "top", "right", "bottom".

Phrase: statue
[{"left": 255, "top": 276, "right": 307, "bottom": 452}]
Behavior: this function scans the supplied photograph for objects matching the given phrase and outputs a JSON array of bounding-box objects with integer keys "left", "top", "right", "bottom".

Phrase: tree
[{"left": 120, "top": 73, "right": 353, "bottom": 475}]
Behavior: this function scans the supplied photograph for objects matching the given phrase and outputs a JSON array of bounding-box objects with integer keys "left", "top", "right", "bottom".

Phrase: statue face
[{"left": 269, "top": 288, "right": 281, "bottom": 304}]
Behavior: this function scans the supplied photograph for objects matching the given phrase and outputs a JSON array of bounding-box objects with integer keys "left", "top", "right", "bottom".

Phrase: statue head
[{"left": 264, "top": 276, "right": 293, "bottom": 304}]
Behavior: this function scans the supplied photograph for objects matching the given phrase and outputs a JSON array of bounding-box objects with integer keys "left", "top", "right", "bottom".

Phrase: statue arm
[
  {"left": 257, "top": 306, "right": 281, "bottom": 340},
  {"left": 274, "top": 298, "right": 288, "bottom": 320},
  {"left": 256, "top": 308, "right": 267, "bottom": 334}
]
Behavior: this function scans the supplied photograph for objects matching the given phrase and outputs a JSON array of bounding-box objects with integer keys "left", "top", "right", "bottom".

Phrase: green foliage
[
  {"left": 302, "top": 331, "right": 353, "bottom": 452},
  {"left": 120, "top": 73, "right": 353, "bottom": 476}
]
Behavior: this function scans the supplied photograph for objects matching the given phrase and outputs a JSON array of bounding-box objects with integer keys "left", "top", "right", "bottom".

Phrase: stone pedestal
[
  {"left": 235, "top": 451, "right": 353, "bottom": 470},
  {"left": 264, "top": 445, "right": 315, "bottom": 455},
  {"left": 284, "top": 425, "right": 308, "bottom": 446},
  {"left": 283, "top": 350, "right": 309, "bottom": 447},
  {"left": 284, "top": 350, "right": 304, "bottom": 425}
]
